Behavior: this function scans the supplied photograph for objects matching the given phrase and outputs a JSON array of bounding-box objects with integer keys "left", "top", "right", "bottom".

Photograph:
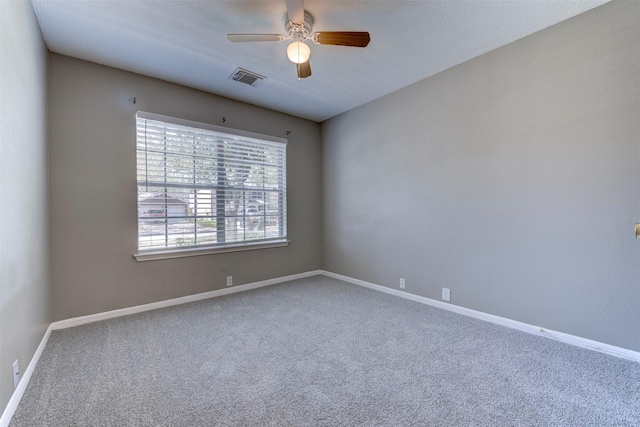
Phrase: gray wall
[
  {"left": 49, "top": 54, "right": 321, "bottom": 321},
  {"left": 321, "top": 1, "right": 640, "bottom": 352},
  {"left": 0, "top": 0, "right": 51, "bottom": 410}
]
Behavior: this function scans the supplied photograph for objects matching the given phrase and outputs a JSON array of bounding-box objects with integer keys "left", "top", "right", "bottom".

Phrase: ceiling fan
[{"left": 227, "top": 0, "right": 370, "bottom": 79}]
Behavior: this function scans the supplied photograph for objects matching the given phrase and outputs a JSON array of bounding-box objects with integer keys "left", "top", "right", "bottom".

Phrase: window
[{"left": 135, "top": 112, "right": 287, "bottom": 260}]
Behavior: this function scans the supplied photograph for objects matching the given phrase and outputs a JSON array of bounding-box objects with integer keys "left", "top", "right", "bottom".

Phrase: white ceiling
[{"left": 31, "top": 0, "right": 608, "bottom": 122}]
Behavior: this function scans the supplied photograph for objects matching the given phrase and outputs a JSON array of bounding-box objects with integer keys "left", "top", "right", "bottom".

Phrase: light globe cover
[{"left": 287, "top": 41, "right": 310, "bottom": 64}]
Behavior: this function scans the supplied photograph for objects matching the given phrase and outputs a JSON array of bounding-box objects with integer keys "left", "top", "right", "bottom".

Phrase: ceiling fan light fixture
[{"left": 287, "top": 41, "right": 310, "bottom": 64}]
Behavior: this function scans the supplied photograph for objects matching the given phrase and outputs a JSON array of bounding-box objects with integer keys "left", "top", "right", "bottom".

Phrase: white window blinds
[{"left": 136, "top": 112, "right": 287, "bottom": 254}]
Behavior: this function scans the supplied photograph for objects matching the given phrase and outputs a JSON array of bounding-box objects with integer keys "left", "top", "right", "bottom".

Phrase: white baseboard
[
  {"left": 320, "top": 270, "right": 640, "bottom": 364},
  {"left": 52, "top": 270, "right": 322, "bottom": 330},
  {"left": 0, "top": 325, "right": 52, "bottom": 427}
]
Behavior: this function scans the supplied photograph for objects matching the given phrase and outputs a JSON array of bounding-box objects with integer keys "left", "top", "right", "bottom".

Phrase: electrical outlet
[
  {"left": 12, "top": 360, "right": 19, "bottom": 389},
  {"left": 226, "top": 276, "right": 233, "bottom": 287},
  {"left": 399, "top": 278, "right": 406, "bottom": 289},
  {"left": 442, "top": 288, "right": 451, "bottom": 302}
]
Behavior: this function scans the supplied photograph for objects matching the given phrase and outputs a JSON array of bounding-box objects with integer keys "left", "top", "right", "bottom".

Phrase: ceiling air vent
[{"left": 229, "top": 68, "right": 265, "bottom": 87}]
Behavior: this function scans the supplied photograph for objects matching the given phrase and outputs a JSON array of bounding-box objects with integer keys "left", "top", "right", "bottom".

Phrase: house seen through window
[{"left": 136, "top": 112, "right": 287, "bottom": 255}]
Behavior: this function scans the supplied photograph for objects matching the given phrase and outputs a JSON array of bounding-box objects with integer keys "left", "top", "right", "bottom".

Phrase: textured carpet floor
[{"left": 10, "top": 276, "right": 640, "bottom": 426}]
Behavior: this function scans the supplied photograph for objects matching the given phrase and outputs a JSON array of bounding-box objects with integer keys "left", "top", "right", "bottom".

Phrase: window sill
[{"left": 133, "top": 239, "right": 289, "bottom": 262}]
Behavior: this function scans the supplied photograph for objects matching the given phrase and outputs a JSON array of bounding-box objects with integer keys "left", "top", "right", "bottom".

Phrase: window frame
[{"left": 133, "top": 111, "right": 288, "bottom": 262}]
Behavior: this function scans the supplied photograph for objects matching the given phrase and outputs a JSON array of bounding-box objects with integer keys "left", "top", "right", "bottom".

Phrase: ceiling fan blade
[
  {"left": 227, "top": 34, "right": 284, "bottom": 42},
  {"left": 313, "top": 32, "right": 370, "bottom": 47},
  {"left": 296, "top": 60, "right": 311, "bottom": 79},
  {"left": 285, "top": 0, "right": 304, "bottom": 24}
]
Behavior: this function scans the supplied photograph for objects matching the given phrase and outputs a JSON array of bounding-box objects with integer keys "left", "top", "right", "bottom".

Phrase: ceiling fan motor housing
[{"left": 285, "top": 11, "right": 314, "bottom": 41}]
